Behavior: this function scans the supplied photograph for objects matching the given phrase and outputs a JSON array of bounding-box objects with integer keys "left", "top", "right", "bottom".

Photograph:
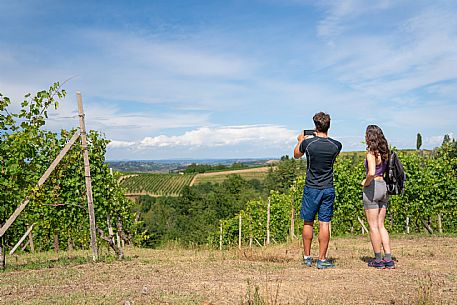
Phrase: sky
[{"left": 1, "top": 0, "right": 456, "bottom": 160}]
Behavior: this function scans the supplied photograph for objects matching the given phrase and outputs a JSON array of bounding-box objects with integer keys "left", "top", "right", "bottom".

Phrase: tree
[{"left": 416, "top": 133, "right": 422, "bottom": 150}]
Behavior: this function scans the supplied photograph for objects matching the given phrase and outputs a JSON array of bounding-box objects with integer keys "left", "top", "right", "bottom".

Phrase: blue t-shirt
[{"left": 299, "top": 136, "right": 342, "bottom": 189}]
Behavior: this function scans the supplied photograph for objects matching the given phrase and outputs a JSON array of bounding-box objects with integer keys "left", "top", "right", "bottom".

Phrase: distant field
[
  {"left": 120, "top": 173, "right": 196, "bottom": 196},
  {"left": 191, "top": 166, "right": 271, "bottom": 185}
]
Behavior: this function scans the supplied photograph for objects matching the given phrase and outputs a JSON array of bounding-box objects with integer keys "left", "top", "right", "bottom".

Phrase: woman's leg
[
  {"left": 365, "top": 208, "right": 382, "bottom": 255},
  {"left": 377, "top": 208, "right": 391, "bottom": 255}
]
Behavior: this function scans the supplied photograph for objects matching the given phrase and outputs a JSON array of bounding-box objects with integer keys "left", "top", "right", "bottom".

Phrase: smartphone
[{"left": 303, "top": 129, "right": 315, "bottom": 136}]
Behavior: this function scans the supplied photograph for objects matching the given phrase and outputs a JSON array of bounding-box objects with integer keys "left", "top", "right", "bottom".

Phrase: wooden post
[
  {"left": 67, "top": 237, "right": 74, "bottom": 251},
  {"left": 238, "top": 214, "right": 242, "bottom": 250},
  {"left": 9, "top": 224, "right": 35, "bottom": 255},
  {"left": 290, "top": 198, "right": 295, "bottom": 241},
  {"left": 406, "top": 216, "right": 410, "bottom": 234},
  {"left": 28, "top": 226, "right": 35, "bottom": 253},
  {"left": 53, "top": 233, "right": 59, "bottom": 253},
  {"left": 107, "top": 216, "right": 114, "bottom": 244},
  {"left": 77, "top": 92, "right": 98, "bottom": 261},
  {"left": 438, "top": 214, "right": 443, "bottom": 233},
  {"left": 219, "top": 221, "right": 223, "bottom": 251},
  {"left": 266, "top": 197, "right": 271, "bottom": 245},
  {"left": 249, "top": 214, "right": 253, "bottom": 249},
  {"left": 0, "top": 238, "right": 4, "bottom": 270},
  {"left": 357, "top": 217, "right": 369, "bottom": 235},
  {"left": 421, "top": 218, "right": 433, "bottom": 234},
  {"left": 0, "top": 130, "right": 80, "bottom": 238}
]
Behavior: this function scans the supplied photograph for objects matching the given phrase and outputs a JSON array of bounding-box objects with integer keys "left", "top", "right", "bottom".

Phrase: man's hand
[{"left": 297, "top": 133, "right": 308, "bottom": 142}]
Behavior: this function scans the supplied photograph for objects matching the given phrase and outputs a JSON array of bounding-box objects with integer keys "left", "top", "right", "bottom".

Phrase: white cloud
[
  {"left": 109, "top": 125, "right": 296, "bottom": 149},
  {"left": 316, "top": 0, "right": 395, "bottom": 39},
  {"left": 108, "top": 140, "right": 136, "bottom": 148},
  {"left": 425, "top": 132, "right": 454, "bottom": 146}
]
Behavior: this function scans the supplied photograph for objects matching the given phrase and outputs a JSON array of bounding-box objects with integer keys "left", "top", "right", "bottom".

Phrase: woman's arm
[{"left": 362, "top": 151, "right": 376, "bottom": 187}]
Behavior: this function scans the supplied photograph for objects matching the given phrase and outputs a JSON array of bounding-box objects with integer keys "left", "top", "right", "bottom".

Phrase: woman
[{"left": 362, "top": 125, "right": 395, "bottom": 269}]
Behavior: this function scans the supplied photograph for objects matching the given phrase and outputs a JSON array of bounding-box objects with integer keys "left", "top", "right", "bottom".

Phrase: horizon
[{"left": 1, "top": 0, "right": 456, "bottom": 159}]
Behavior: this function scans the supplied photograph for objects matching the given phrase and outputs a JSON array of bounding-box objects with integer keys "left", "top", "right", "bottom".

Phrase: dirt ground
[{"left": 1, "top": 235, "right": 456, "bottom": 304}]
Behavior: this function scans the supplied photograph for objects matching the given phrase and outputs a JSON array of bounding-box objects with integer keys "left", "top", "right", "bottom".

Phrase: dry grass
[{"left": 1, "top": 235, "right": 456, "bottom": 304}]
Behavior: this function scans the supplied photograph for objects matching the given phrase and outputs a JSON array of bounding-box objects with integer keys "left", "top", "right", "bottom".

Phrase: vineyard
[
  {"left": 120, "top": 173, "right": 196, "bottom": 196},
  {"left": 0, "top": 84, "right": 135, "bottom": 268},
  {"left": 217, "top": 147, "right": 457, "bottom": 247}
]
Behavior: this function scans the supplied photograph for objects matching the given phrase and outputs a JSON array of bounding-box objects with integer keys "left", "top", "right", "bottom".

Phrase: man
[{"left": 293, "top": 112, "right": 342, "bottom": 269}]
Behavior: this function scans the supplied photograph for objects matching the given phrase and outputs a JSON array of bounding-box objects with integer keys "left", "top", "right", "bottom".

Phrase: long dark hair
[{"left": 366, "top": 125, "right": 389, "bottom": 161}]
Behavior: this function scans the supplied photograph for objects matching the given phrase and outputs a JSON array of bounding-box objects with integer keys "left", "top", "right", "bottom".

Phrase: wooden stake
[
  {"left": 290, "top": 199, "right": 295, "bottom": 241},
  {"left": 219, "top": 221, "right": 223, "bottom": 251},
  {"left": 107, "top": 216, "right": 114, "bottom": 244},
  {"left": 406, "top": 216, "right": 410, "bottom": 234},
  {"left": 53, "top": 233, "right": 59, "bottom": 253},
  {"left": 249, "top": 214, "right": 253, "bottom": 249},
  {"left": 77, "top": 92, "right": 98, "bottom": 261},
  {"left": 266, "top": 197, "right": 270, "bottom": 245},
  {"left": 421, "top": 218, "right": 433, "bottom": 234},
  {"left": 9, "top": 224, "right": 35, "bottom": 255},
  {"left": 0, "top": 239, "right": 4, "bottom": 270},
  {"left": 0, "top": 130, "right": 80, "bottom": 238},
  {"left": 28, "top": 226, "right": 35, "bottom": 253},
  {"left": 438, "top": 214, "right": 443, "bottom": 233},
  {"left": 357, "top": 216, "right": 369, "bottom": 235},
  {"left": 238, "top": 214, "right": 242, "bottom": 250},
  {"left": 116, "top": 233, "right": 121, "bottom": 249}
]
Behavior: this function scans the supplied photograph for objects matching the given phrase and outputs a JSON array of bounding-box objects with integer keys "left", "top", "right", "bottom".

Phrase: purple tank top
[{"left": 364, "top": 159, "right": 387, "bottom": 176}]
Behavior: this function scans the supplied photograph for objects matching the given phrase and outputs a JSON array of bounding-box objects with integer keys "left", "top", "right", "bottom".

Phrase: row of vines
[
  {"left": 121, "top": 173, "right": 196, "bottom": 196},
  {"left": 0, "top": 84, "right": 136, "bottom": 256},
  {"left": 215, "top": 148, "right": 457, "bottom": 246}
]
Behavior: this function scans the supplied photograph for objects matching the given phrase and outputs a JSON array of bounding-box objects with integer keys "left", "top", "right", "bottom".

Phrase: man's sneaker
[
  {"left": 303, "top": 256, "right": 313, "bottom": 267},
  {"left": 317, "top": 259, "right": 335, "bottom": 269},
  {"left": 383, "top": 260, "right": 395, "bottom": 269},
  {"left": 368, "top": 259, "right": 385, "bottom": 269}
]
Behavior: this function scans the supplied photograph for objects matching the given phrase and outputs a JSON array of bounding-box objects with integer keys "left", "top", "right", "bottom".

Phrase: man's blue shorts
[{"left": 300, "top": 186, "right": 335, "bottom": 222}]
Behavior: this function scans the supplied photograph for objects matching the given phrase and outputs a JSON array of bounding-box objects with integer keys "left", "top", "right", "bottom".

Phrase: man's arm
[{"left": 294, "top": 134, "right": 309, "bottom": 159}]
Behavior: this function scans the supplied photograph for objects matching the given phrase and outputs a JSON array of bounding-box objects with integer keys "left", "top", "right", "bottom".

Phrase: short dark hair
[{"left": 313, "top": 112, "right": 331, "bottom": 133}]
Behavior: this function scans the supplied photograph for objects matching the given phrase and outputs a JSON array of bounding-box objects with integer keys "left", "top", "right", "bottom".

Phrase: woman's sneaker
[
  {"left": 317, "top": 259, "right": 335, "bottom": 269},
  {"left": 383, "top": 260, "right": 395, "bottom": 269},
  {"left": 368, "top": 259, "right": 385, "bottom": 269},
  {"left": 303, "top": 256, "right": 313, "bottom": 267}
]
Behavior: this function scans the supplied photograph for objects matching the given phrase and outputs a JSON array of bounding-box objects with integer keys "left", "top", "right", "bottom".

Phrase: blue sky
[{"left": 1, "top": 0, "right": 456, "bottom": 160}]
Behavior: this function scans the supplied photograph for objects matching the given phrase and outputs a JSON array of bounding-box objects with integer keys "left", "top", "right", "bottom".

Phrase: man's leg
[
  {"left": 318, "top": 221, "right": 330, "bottom": 260},
  {"left": 316, "top": 188, "right": 335, "bottom": 268},
  {"left": 302, "top": 221, "right": 314, "bottom": 256}
]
